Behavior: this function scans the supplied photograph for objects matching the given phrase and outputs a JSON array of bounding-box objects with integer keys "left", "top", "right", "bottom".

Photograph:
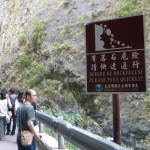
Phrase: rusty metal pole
[{"left": 112, "top": 94, "right": 121, "bottom": 145}]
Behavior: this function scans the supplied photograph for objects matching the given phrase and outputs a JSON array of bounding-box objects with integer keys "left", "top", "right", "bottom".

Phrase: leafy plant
[
  {"left": 17, "top": 52, "right": 30, "bottom": 68},
  {"left": 26, "top": 63, "right": 45, "bottom": 87},
  {"left": 18, "top": 33, "right": 26, "bottom": 46},
  {"left": 29, "top": 19, "right": 46, "bottom": 51},
  {"left": 42, "top": 81, "right": 56, "bottom": 98},
  {"left": 65, "top": 142, "right": 79, "bottom": 150},
  {"left": 120, "top": 1, "right": 134, "bottom": 11},
  {"left": 131, "top": 8, "right": 143, "bottom": 15},
  {"left": 119, "top": 0, "right": 143, "bottom": 17},
  {"left": 140, "top": 133, "right": 150, "bottom": 149},
  {"left": 39, "top": 0, "right": 47, "bottom": 6},
  {"left": 52, "top": 40, "right": 71, "bottom": 52},
  {"left": 52, "top": 42, "right": 60, "bottom": 52},
  {"left": 68, "top": 92, "right": 75, "bottom": 105},
  {"left": 77, "top": 15, "right": 86, "bottom": 26},
  {"left": 64, "top": 91, "right": 75, "bottom": 105},
  {"left": 91, "top": 11, "right": 98, "bottom": 21},
  {"left": 60, "top": 40, "right": 71, "bottom": 51},
  {"left": 42, "top": 108, "right": 85, "bottom": 127},
  {"left": 63, "top": 24, "right": 72, "bottom": 34},
  {"left": 63, "top": 0, "right": 70, "bottom": 7}
]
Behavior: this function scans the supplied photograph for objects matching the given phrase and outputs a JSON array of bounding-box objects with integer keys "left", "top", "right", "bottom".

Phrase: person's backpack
[{"left": 9, "top": 95, "right": 17, "bottom": 114}]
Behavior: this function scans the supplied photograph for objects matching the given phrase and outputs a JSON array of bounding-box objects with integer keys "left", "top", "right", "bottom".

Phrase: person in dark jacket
[{"left": 7, "top": 88, "right": 17, "bottom": 135}]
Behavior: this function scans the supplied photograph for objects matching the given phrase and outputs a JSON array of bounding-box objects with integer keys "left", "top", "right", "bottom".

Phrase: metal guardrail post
[
  {"left": 58, "top": 117, "right": 64, "bottom": 149},
  {"left": 39, "top": 110, "right": 43, "bottom": 133}
]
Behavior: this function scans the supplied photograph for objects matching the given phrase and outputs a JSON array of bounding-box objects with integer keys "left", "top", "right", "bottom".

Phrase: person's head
[
  {"left": 25, "top": 89, "right": 37, "bottom": 104},
  {"left": 9, "top": 88, "right": 15, "bottom": 94},
  {"left": 1, "top": 90, "right": 7, "bottom": 100},
  {"left": 1, "top": 88, "right": 7, "bottom": 94},
  {"left": 1, "top": 88, "right": 6, "bottom": 92},
  {"left": 17, "top": 90, "right": 24, "bottom": 102}
]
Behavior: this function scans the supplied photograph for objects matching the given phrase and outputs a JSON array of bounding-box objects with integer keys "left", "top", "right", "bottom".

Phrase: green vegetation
[
  {"left": 91, "top": 11, "right": 98, "bottom": 21},
  {"left": 68, "top": 92, "right": 75, "bottom": 105},
  {"left": 63, "top": 0, "right": 70, "bottom": 7},
  {"left": 64, "top": 91, "right": 75, "bottom": 105},
  {"left": 60, "top": 40, "right": 71, "bottom": 51},
  {"left": 16, "top": 52, "right": 45, "bottom": 88},
  {"left": 39, "top": 0, "right": 47, "bottom": 6},
  {"left": 39, "top": 107, "right": 98, "bottom": 149},
  {"left": 63, "top": 24, "right": 72, "bottom": 34},
  {"left": 39, "top": 107, "right": 87, "bottom": 149},
  {"left": 119, "top": 0, "right": 143, "bottom": 17},
  {"left": 40, "top": 107, "right": 86, "bottom": 127},
  {"left": 77, "top": 15, "right": 86, "bottom": 26},
  {"left": 140, "top": 133, "right": 150, "bottom": 149},
  {"left": 11, "top": 19, "right": 47, "bottom": 89},
  {"left": 41, "top": 79, "right": 59, "bottom": 99},
  {"left": 18, "top": 33, "right": 26, "bottom": 46},
  {"left": 52, "top": 40, "right": 71, "bottom": 52},
  {"left": 65, "top": 142, "right": 79, "bottom": 150},
  {"left": 26, "top": 63, "right": 45, "bottom": 87},
  {"left": 28, "top": 19, "right": 46, "bottom": 51},
  {"left": 17, "top": 51, "right": 30, "bottom": 68}
]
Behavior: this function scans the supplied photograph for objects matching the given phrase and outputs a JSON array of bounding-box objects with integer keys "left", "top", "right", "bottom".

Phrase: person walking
[
  {"left": 0, "top": 90, "right": 12, "bottom": 139},
  {"left": 17, "top": 89, "right": 41, "bottom": 150},
  {"left": 1, "top": 88, "right": 10, "bottom": 99},
  {"left": 15, "top": 90, "right": 25, "bottom": 128},
  {"left": 7, "top": 88, "right": 17, "bottom": 135}
]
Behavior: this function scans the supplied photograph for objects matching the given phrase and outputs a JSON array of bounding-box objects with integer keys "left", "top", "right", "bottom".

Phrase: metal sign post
[{"left": 112, "top": 94, "right": 121, "bottom": 145}]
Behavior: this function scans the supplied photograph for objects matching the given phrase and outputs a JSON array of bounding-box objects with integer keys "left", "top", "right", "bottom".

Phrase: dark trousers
[
  {"left": 7, "top": 114, "right": 16, "bottom": 134},
  {"left": 17, "top": 136, "right": 36, "bottom": 150},
  {"left": 0, "top": 116, "right": 6, "bottom": 140}
]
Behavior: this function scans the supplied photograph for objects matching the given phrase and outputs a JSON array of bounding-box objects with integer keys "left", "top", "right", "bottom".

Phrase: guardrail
[{"left": 36, "top": 111, "right": 130, "bottom": 150}]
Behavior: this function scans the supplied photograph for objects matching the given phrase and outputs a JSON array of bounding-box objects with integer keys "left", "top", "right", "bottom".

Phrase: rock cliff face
[
  {"left": 0, "top": 0, "right": 150, "bottom": 149},
  {"left": 0, "top": 0, "right": 5, "bottom": 55}
]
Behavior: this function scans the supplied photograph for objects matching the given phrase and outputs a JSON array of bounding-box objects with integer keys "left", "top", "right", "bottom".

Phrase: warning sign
[{"left": 85, "top": 15, "right": 147, "bottom": 93}]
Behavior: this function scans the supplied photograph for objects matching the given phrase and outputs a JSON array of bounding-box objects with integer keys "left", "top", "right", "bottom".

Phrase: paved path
[
  {"left": 0, "top": 133, "right": 41, "bottom": 150},
  {"left": 0, "top": 133, "right": 17, "bottom": 150},
  {"left": 0, "top": 126, "right": 40, "bottom": 150},
  {"left": 0, "top": 131, "right": 41, "bottom": 150}
]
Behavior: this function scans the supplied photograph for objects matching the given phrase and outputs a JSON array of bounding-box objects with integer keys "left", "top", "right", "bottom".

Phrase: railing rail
[{"left": 36, "top": 111, "right": 130, "bottom": 150}]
